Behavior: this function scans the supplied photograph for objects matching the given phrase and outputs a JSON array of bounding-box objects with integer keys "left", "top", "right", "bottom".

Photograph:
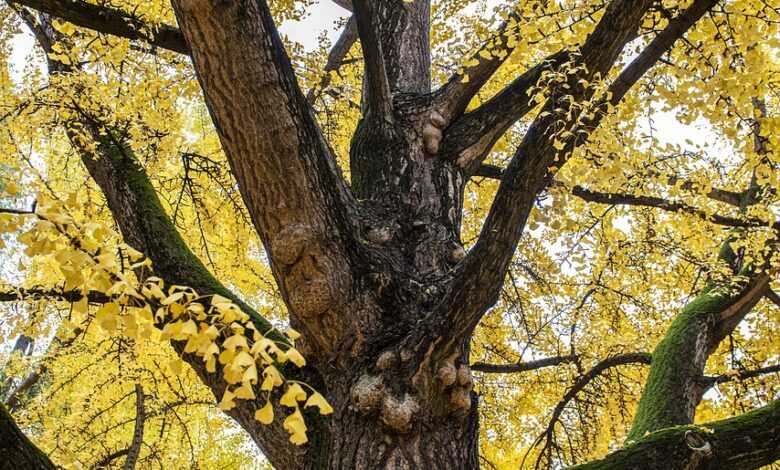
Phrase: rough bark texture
[
  {"left": 9, "top": 0, "right": 773, "bottom": 469},
  {"left": 0, "top": 404, "right": 56, "bottom": 470}
]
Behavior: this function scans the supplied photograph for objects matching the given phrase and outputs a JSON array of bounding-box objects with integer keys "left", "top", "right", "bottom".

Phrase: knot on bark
[
  {"left": 351, "top": 374, "right": 386, "bottom": 415},
  {"left": 271, "top": 224, "right": 315, "bottom": 265},
  {"left": 684, "top": 430, "right": 713, "bottom": 456},
  {"left": 380, "top": 393, "right": 420, "bottom": 433},
  {"left": 456, "top": 363, "right": 472, "bottom": 387},
  {"left": 435, "top": 359, "right": 473, "bottom": 417},
  {"left": 422, "top": 110, "right": 446, "bottom": 156},
  {"left": 366, "top": 226, "right": 392, "bottom": 244},
  {"left": 448, "top": 244, "right": 466, "bottom": 263},
  {"left": 376, "top": 350, "right": 400, "bottom": 370},
  {"left": 437, "top": 362, "right": 457, "bottom": 386},
  {"left": 288, "top": 278, "right": 333, "bottom": 318}
]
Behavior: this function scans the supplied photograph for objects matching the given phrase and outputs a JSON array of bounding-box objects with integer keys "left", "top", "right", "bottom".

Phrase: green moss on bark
[
  {"left": 572, "top": 400, "right": 780, "bottom": 470},
  {"left": 627, "top": 288, "right": 731, "bottom": 440}
]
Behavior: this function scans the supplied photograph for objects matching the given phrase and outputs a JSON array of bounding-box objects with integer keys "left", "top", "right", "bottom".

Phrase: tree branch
[
  {"left": 434, "top": 8, "right": 523, "bottom": 121},
  {"left": 170, "top": 0, "right": 359, "bottom": 359},
  {"left": 438, "top": 50, "right": 570, "bottom": 167},
  {"left": 352, "top": 0, "right": 393, "bottom": 119},
  {"left": 764, "top": 288, "right": 780, "bottom": 308},
  {"left": 530, "top": 352, "right": 652, "bottom": 464},
  {"left": 628, "top": 273, "right": 771, "bottom": 440},
  {"left": 471, "top": 354, "right": 578, "bottom": 374},
  {"left": 122, "top": 384, "right": 145, "bottom": 470},
  {"left": 0, "top": 287, "right": 111, "bottom": 304},
  {"left": 437, "top": 0, "right": 720, "bottom": 353},
  {"left": 705, "top": 364, "right": 780, "bottom": 387},
  {"left": 567, "top": 185, "right": 778, "bottom": 230},
  {"left": 445, "top": 0, "right": 719, "bottom": 174},
  {"left": 306, "top": 16, "right": 358, "bottom": 105},
  {"left": 15, "top": 12, "right": 312, "bottom": 467},
  {"left": 8, "top": 0, "right": 188, "bottom": 54},
  {"left": 4, "top": 367, "right": 44, "bottom": 411},
  {"left": 476, "top": 163, "right": 745, "bottom": 208},
  {"left": 0, "top": 404, "right": 56, "bottom": 469},
  {"left": 437, "top": 0, "right": 657, "bottom": 350},
  {"left": 572, "top": 399, "right": 780, "bottom": 470}
]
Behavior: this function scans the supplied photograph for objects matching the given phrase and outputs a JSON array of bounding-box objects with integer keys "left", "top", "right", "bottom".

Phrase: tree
[{"left": 0, "top": 0, "right": 778, "bottom": 468}]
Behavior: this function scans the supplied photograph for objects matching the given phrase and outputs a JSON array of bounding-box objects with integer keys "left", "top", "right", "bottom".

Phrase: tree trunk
[{"left": 307, "top": 374, "right": 480, "bottom": 469}]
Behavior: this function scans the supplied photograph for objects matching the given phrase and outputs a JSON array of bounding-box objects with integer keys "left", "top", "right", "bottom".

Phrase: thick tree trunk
[{"left": 308, "top": 374, "right": 480, "bottom": 469}]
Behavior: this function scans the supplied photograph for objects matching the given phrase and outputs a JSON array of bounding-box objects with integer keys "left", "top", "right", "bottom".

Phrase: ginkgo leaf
[
  {"left": 280, "top": 383, "right": 307, "bottom": 408},
  {"left": 304, "top": 392, "right": 333, "bottom": 415},
  {"left": 261, "top": 366, "right": 283, "bottom": 391},
  {"left": 218, "top": 388, "right": 236, "bottom": 411},
  {"left": 286, "top": 348, "right": 306, "bottom": 367},
  {"left": 255, "top": 401, "right": 274, "bottom": 425}
]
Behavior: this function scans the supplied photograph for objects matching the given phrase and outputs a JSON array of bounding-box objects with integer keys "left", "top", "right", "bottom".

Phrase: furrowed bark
[
  {"left": 352, "top": 0, "right": 393, "bottom": 119},
  {"left": 170, "top": 0, "right": 360, "bottom": 359},
  {"left": 572, "top": 399, "right": 780, "bottom": 470},
  {"left": 439, "top": 0, "right": 655, "bottom": 349},
  {"left": 361, "top": 0, "right": 431, "bottom": 95},
  {"left": 0, "top": 404, "right": 56, "bottom": 470},
  {"left": 7, "top": 0, "right": 188, "bottom": 54},
  {"left": 627, "top": 274, "right": 770, "bottom": 440}
]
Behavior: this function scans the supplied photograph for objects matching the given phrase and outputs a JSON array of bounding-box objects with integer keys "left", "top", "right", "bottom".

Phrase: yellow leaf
[
  {"left": 280, "top": 383, "right": 307, "bottom": 408},
  {"left": 304, "top": 392, "right": 333, "bottom": 415},
  {"left": 283, "top": 408, "right": 308, "bottom": 444},
  {"left": 286, "top": 348, "right": 306, "bottom": 367},
  {"left": 234, "top": 383, "right": 256, "bottom": 400},
  {"left": 218, "top": 388, "right": 236, "bottom": 411},
  {"left": 223, "top": 334, "right": 248, "bottom": 352},
  {"left": 255, "top": 401, "right": 274, "bottom": 425},
  {"left": 261, "top": 366, "right": 283, "bottom": 391}
]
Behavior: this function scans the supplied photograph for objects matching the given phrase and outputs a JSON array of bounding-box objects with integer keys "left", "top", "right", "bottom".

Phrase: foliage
[{"left": 0, "top": 0, "right": 778, "bottom": 468}]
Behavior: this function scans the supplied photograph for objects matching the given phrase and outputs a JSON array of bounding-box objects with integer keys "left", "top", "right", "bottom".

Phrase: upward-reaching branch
[
  {"left": 438, "top": 50, "right": 571, "bottom": 168},
  {"left": 352, "top": 0, "right": 393, "bottom": 119},
  {"left": 170, "top": 0, "right": 359, "bottom": 357},
  {"left": 433, "top": 8, "right": 524, "bottom": 121},
  {"left": 628, "top": 272, "right": 771, "bottom": 440},
  {"left": 437, "top": 0, "right": 659, "bottom": 348},
  {"left": 306, "top": 16, "right": 358, "bottom": 105},
  {"left": 13, "top": 9, "right": 312, "bottom": 467},
  {"left": 0, "top": 404, "right": 57, "bottom": 470},
  {"left": 628, "top": 95, "right": 773, "bottom": 440}
]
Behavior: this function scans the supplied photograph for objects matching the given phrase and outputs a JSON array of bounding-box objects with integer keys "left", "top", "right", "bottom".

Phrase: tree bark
[
  {"left": 0, "top": 404, "right": 56, "bottom": 470},
  {"left": 573, "top": 399, "right": 780, "bottom": 470}
]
